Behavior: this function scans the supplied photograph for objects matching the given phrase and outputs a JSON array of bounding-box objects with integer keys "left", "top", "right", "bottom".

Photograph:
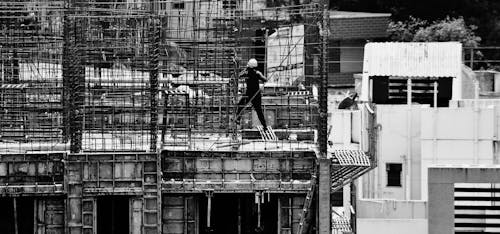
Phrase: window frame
[{"left": 386, "top": 163, "right": 403, "bottom": 187}]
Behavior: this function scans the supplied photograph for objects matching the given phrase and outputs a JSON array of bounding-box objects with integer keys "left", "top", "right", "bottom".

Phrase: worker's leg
[{"left": 251, "top": 94, "right": 267, "bottom": 128}]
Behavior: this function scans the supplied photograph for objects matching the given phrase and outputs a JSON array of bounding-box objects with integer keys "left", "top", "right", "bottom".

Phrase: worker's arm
[{"left": 256, "top": 71, "right": 267, "bottom": 82}]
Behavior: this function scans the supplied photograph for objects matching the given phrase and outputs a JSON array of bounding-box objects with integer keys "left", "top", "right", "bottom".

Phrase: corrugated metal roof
[
  {"left": 329, "top": 10, "right": 391, "bottom": 19},
  {"left": 363, "top": 42, "right": 462, "bottom": 78}
]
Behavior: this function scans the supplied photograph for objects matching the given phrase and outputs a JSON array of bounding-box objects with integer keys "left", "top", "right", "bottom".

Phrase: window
[
  {"left": 386, "top": 163, "right": 402, "bottom": 187},
  {"left": 371, "top": 77, "right": 452, "bottom": 107},
  {"left": 172, "top": 2, "right": 185, "bottom": 10}
]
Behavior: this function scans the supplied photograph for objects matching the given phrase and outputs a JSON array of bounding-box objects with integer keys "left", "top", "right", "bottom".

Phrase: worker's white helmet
[{"left": 247, "top": 58, "right": 258, "bottom": 68}]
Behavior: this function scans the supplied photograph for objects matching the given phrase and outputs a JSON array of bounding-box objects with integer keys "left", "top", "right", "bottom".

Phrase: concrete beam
[{"left": 318, "top": 158, "right": 331, "bottom": 234}]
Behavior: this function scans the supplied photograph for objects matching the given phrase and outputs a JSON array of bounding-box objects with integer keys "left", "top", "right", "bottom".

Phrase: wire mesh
[
  {"left": 0, "top": 0, "right": 66, "bottom": 152},
  {"left": 0, "top": 0, "right": 325, "bottom": 153}
]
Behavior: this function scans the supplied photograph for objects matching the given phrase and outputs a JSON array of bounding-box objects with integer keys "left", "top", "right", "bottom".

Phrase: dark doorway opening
[
  {"left": 200, "top": 194, "right": 278, "bottom": 234},
  {"left": 97, "top": 196, "right": 129, "bottom": 234},
  {"left": 0, "top": 197, "right": 34, "bottom": 234}
]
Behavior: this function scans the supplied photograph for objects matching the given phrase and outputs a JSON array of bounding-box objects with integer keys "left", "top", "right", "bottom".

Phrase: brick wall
[
  {"left": 327, "top": 15, "right": 389, "bottom": 86},
  {"left": 329, "top": 16, "right": 389, "bottom": 40}
]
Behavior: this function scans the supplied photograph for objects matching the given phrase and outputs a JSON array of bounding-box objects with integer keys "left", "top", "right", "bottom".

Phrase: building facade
[{"left": 0, "top": 1, "right": 376, "bottom": 234}]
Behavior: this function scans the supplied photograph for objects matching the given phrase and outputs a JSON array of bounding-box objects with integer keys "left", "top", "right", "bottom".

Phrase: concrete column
[
  {"left": 428, "top": 169, "right": 455, "bottom": 234},
  {"left": 318, "top": 158, "right": 331, "bottom": 234},
  {"left": 428, "top": 182, "right": 454, "bottom": 234}
]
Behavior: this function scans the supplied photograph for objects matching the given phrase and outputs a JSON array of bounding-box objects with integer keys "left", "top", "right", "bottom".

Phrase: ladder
[
  {"left": 81, "top": 197, "right": 94, "bottom": 234},
  {"left": 296, "top": 169, "right": 318, "bottom": 234},
  {"left": 142, "top": 157, "right": 161, "bottom": 234},
  {"left": 256, "top": 126, "right": 278, "bottom": 141}
]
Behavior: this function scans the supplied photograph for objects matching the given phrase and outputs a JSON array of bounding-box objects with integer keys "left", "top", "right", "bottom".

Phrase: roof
[
  {"left": 429, "top": 165, "right": 500, "bottom": 169},
  {"left": 329, "top": 11, "right": 391, "bottom": 19},
  {"left": 475, "top": 70, "right": 500, "bottom": 74},
  {"left": 328, "top": 11, "right": 390, "bottom": 40},
  {"left": 363, "top": 42, "right": 463, "bottom": 78}
]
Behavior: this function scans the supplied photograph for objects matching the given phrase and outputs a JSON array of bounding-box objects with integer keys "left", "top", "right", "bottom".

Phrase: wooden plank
[
  {"left": 163, "top": 196, "right": 198, "bottom": 234},
  {"left": 44, "top": 198, "right": 65, "bottom": 234},
  {"left": 131, "top": 198, "right": 142, "bottom": 234}
]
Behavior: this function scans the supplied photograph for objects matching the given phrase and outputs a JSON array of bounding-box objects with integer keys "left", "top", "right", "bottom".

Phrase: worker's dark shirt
[{"left": 241, "top": 68, "right": 266, "bottom": 94}]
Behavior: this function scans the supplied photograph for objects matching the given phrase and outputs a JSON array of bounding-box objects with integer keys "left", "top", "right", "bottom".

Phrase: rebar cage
[{"left": 0, "top": 0, "right": 327, "bottom": 153}]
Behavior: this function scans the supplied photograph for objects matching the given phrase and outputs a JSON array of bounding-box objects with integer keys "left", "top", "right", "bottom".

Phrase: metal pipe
[
  {"left": 13, "top": 198, "right": 18, "bottom": 234},
  {"left": 473, "top": 80, "right": 480, "bottom": 164},
  {"left": 406, "top": 78, "right": 412, "bottom": 200},
  {"left": 433, "top": 81, "right": 438, "bottom": 164},
  {"left": 433, "top": 81, "right": 438, "bottom": 108},
  {"left": 257, "top": 198, "right": 261, "bottom": 228},
  {"left": 207, "top": 193, "right": 212, "bottom": 228},
  {"left": 238, "top": 198, "right": 241, "bottom": 234}
]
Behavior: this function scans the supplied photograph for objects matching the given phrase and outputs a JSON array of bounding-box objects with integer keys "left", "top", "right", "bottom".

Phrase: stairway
[
  {"left": 256, "top": 126, "right": 278, "bottom": 141},
  {"left": 330, "top": 149, "right": 371, "bottom": 192}
]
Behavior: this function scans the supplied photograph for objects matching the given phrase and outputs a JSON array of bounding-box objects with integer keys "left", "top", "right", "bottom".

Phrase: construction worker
[{"left": 236, "top": 58, "right": 268, "bottom": 128}]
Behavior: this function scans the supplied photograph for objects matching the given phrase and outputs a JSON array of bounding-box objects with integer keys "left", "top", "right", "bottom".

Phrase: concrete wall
[
  {"left": 360, "top": 105, "right": 499, "bottom": 200},
  {"left": 328, "top": 110, "right": 365, "bottom": 150},
  {"left": 357, "top": 105, "right": 500, "bottom": 234},
  {"left": 357, "top": 199, "right": 427, "bottom": 234},
  {"left": 360, "top": 105, "right": 424, "bottom": 200},
  {"left": 358, "top": 219, "right": 427, "bottom": 234},
  {"left": 357, "top": 199, "right": 427, "bottom": 219},
  {"left": 420, "top": 107, "right": 497, "bottom": 200}
]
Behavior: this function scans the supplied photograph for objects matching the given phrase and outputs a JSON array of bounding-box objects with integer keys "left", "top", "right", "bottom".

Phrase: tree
[
  {"left": 333, "top": 0, "right": 500, "bottom": 46},
  {"left": 387, "top": 16, "right": 427, "bottom": 42},
  {"left": 388, "top": 16, "right": 481, "bottom": 47}
]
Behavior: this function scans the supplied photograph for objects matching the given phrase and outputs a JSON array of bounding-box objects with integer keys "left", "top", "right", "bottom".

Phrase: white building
[{"left": 335, "top": 42, "right": 500, "bottom": 234}]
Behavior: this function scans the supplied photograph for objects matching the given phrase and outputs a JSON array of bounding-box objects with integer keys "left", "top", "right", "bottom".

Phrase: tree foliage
[
  {"left": 333, "top": 0, "right": 500, "bottom": 46},
  {"left": 388, "top": 16, "right": 481, "bottom": 47}
]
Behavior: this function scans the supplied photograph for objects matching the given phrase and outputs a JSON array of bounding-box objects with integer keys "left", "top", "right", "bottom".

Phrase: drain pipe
[
  {"left": 255, "top": 192, "right": 261, "bottom": 228},
  {"left": 432, "top": 81, "right": 438, "bottom": 164},
  {"left": 473, "top": 80, "right": 479, "bottom": 164},
  {"left": 205, "top": 190, "right": 214, "bottom": 233},
  {"left": 406, "top": 78, "right": 412, "bottom": 200},
  {"left": 255, "top": 191, "right": 264, "bottom": 233},
  {"left": 13, "top": 197, "right": 18, "bottom": 234}
]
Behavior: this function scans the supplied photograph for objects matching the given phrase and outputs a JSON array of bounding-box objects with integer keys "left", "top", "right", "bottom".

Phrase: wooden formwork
[
  {"left": 161, "top": 150, "right": 317, "bottom": 193},
  {"left": 162, "top": 195, "right": 198, "bottom": 234},
  {"left": 0, "top": 152, "right": 65, "bottom": 234},
  {"left": 0, "top": 150, "right": 319, "bottom": 234},
  {"left": 0, "top": 152, "right": 65, "bottom": 195},
  {"left": 66, "top": 153, "right": 161, "bottom": 234},
  {"left": 161, "top": 194, "right": 311, "bottom": 234}
]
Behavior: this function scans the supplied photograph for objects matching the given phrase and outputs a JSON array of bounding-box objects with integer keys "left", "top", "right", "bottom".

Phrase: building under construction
[{"left": 0, "top": 0, "right": 376, "bottom": 233}]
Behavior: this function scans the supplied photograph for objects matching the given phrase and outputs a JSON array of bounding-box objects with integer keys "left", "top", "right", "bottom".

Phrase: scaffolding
[
  {"left": 0, "top": 0, "right": 327, "bottom": 154},
  {"left": 0, "top": 2, "right": 382, "bottom": 234}
]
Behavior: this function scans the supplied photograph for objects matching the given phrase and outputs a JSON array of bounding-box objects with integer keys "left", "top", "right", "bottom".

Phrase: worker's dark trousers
[{"left": 236, "top": 92, "right": 267, "bottom": 128}]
